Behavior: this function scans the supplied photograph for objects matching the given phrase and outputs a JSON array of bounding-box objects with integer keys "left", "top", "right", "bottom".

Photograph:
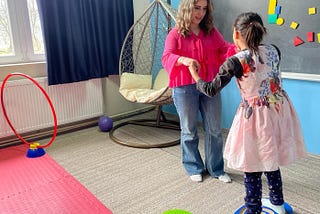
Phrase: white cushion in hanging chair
[{"left": 119, "top": 69, "right": 170, "bottom": 103}]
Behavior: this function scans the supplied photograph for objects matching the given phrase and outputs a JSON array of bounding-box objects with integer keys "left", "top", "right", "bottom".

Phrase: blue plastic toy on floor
[{"left": 234, "top": 199, "right": 293, "bottom": 214}]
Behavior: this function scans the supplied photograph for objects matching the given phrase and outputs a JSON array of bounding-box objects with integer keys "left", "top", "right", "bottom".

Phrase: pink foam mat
[{"left": 0, "top": 144, "right": 113, "bottom": 213}]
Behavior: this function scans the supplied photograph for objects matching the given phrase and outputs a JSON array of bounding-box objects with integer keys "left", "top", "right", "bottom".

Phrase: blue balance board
[{"left": 234, "top": 201, "right": 293, "bottom": 214}]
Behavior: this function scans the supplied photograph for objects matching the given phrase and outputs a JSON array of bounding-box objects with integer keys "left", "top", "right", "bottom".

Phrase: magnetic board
[{"left": 213, "top": 0, "right": 320, "bottom": 75}]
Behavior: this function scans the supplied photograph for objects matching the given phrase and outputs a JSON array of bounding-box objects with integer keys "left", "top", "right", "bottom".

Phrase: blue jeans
[{"left": 172, "top": 84, "right": 224, "bottom": 177}]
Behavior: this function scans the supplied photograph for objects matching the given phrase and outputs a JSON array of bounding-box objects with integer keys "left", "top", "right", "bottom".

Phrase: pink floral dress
[{"left": 196, "top": 44, "right": 306, "bottom": 172}]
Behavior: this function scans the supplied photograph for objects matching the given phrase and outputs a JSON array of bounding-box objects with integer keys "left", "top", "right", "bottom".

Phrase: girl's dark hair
[{"left": 233, "top": 12, "right": 266, "bottom": 53}]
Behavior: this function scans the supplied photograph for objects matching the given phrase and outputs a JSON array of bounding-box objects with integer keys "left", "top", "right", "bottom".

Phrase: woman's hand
[
  {"left": 226, "top": 44, "right": 238, "bottom": 58},
  {"left": 188, "top": 61, "right": 200, "bottom": 82},
  {"left": 177, "top": 56, "right": 201, "bottom": 81},
  {"left": 177, "top": 57, "right": 199, "bottom": 67}
]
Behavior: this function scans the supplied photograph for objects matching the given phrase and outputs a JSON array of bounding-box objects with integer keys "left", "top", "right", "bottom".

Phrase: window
[{"left": 0, "top": 0, "right": 44, "bottom": 65}]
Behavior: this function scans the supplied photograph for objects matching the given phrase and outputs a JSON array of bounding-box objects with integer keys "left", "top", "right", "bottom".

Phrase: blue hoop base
[{"left": 26, "top": 148, "right": 46, "bottom": 158}]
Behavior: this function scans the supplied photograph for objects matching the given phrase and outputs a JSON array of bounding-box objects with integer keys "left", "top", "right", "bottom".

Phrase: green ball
[{"left": 162, "top": 209, "right": 192, "bottom": 214}]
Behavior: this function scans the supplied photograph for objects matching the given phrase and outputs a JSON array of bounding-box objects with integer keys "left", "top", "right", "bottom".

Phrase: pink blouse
[{"left": 162, "top": 27, "right": 231, "bottom": 88}]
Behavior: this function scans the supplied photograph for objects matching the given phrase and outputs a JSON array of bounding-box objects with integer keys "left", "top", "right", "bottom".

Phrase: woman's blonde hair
[{"left": 176, "top": 0, "right": 214, "bottom": 37}]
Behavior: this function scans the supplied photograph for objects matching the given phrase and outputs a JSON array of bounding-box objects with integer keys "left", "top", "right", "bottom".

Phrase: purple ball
[{"left": 98, "top": 116, "right": 113, "bottom": 132}]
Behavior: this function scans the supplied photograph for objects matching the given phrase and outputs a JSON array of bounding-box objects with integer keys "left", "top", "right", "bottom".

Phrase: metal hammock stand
[{"left": 109, "top": 0, "right": 180, "bottom": 148}]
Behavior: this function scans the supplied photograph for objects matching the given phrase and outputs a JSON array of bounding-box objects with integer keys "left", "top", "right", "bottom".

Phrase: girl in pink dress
[{"left": 188, "top": 12, "right": 306, "bottom": 214}]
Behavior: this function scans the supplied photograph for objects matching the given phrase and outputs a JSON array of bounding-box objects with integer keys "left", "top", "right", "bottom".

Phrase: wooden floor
[{"left": 38, "top": 110, "right": 320, "bottom": 214}]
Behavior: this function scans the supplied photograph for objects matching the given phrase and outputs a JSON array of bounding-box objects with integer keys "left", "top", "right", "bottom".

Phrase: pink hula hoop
[{"left": 1, "top": 73, "right": 57, "bottom": 148}]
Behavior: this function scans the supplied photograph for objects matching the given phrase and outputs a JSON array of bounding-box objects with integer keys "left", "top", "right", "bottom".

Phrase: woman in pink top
[{"left": 162, "top": 0, "right": 231, "bottom": 183}]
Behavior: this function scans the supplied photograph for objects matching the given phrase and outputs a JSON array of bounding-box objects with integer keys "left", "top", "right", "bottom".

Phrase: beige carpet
[{"left": 41, "top": 111, "right": 320, "bottom": 214}]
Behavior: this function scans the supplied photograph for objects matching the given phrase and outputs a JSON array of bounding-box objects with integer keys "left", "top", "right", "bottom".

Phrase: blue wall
[{"left": 284, "top": 79, "right": 320, "bottom": 155}]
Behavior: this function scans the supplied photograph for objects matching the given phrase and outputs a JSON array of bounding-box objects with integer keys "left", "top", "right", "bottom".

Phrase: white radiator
[{"left": 0, "top": 77, "right": 103, "bottom": 138}]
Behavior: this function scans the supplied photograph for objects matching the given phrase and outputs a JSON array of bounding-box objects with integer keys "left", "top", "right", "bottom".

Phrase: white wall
[{"left": 133, "top": 0, "right": 150, "bottom": 21}]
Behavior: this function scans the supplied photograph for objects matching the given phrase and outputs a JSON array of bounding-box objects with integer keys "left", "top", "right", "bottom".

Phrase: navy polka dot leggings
[{"left": 244, "top": 169, "right": 284, "bottom": 214}]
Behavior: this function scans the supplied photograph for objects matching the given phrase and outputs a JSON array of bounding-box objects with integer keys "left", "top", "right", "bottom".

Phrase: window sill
[
  {"left": 0, "top": 61, "right": 47, "bottom": 79},
  {"left": 0, "top": 61, "right": 46, "bottom": 68}
]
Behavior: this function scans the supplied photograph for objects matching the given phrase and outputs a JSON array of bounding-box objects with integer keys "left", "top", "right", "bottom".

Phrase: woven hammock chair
[{"left": 109, "top": 0, "right": 180, "bottom": 148}]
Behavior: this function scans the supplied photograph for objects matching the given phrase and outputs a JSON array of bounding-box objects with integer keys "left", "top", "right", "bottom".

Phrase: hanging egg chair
[{"left": 109, "top": 0, "right": 180, "bottom": 148}]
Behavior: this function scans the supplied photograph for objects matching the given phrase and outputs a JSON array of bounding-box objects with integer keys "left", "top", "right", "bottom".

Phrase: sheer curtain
[{"left": 36, "top": 0, "right": 133, "bottom": 85}]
